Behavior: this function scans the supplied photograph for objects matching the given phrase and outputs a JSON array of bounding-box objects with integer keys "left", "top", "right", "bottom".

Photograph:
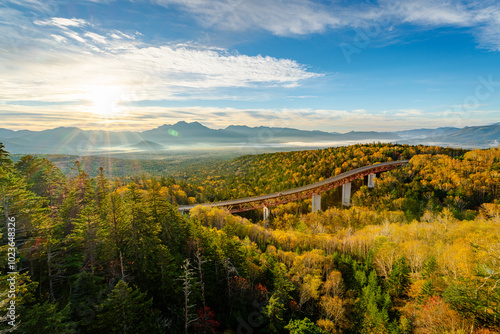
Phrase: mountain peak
[
  {"left": 173, "top": 121, "right": 205, "bottom": 128},
  {"left": 129, "top": 140, "right": 164, "bottom": 151}
]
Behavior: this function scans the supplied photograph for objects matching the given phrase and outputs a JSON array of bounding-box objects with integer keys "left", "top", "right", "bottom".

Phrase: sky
[{"left": 1, "top": 0, "right": 500, "bottom": 132}]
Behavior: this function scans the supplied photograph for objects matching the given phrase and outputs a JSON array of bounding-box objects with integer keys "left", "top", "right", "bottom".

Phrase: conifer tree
[
  {"left": 96, "top": 280, "right": 157, "bottom": 334},
  {"left": 387, "top": 256, "right": 410, "bottom": 298}
]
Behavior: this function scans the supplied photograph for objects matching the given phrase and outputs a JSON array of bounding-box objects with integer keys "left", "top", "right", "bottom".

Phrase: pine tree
[
  {"left": 360, "top": 270, "right": 390, "bottom": 334},
  {"left": 387, "top": 256, "right": 410, "bottom": 298},
  {"left": 20, "top": 301, "right": 76, "bottom": 333},
  {"left": 123, "top": 182, "right": 162, "bottom": 280},
  {"left": 264, "top": 262, "right": 295, "bottom": 333},
  {"left": 0, "top": 143, "right": 12, "bottom": 168},
  {"left": 100, "top": 191, "right": 127, "bottom": 281},
  {"left": 95, "top": 280, "right": 157, "bottom": 334},
  {"left": 65, "top": 169, "right": 102, "bottom": 275}
]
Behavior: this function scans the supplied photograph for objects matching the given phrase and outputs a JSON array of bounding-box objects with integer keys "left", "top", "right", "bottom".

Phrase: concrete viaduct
[{"left": 178, "top": 160, "right": 409, "bottom": 219}]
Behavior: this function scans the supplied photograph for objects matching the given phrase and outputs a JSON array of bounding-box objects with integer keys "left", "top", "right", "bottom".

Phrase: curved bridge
[{"left": 178, "top": 160, "right": 409, "bottom": 214}]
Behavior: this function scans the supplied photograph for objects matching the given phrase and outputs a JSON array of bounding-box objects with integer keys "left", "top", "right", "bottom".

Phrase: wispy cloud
[
  {"left": 2, "top": 0, "right": 499, "bottom": 133},
  {"left": 3, "top": 102, "right": 499, "bottom": 132},
  {"left": 0, "top": 7, "right": 320, "bottom": 104},
  {"left": 34, "top": 17, "right": 89, "bottom": 28},
  {"left": 152, "top": 0, "right": 342, "bottom": 35},
  {"left": 152, "top": 0, "right": 500, "bottom": 50},
  {"left": 4, "top": 0, "right": 59, "bottom": 15}
]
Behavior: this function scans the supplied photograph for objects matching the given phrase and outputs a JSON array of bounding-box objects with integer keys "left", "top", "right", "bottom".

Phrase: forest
[{"left": 1, "top": 142, "right": 499, "bottom": 333}]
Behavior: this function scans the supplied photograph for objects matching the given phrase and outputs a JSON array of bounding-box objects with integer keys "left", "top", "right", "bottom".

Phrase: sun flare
[{"left": 86, "top": 86, "right": 123, "bottom": 117}]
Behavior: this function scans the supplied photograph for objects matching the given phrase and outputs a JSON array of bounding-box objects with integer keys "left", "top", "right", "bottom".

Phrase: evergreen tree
[
  {"left": 387, "top": 256, "right": 410, "bottom": 298},
  {"left": 123, "top": 182, "right": 162, "bottom": 283},
  {"left": 20, "top": 301, "right": 76, "bottom": 334},
  {"left": 0, "top": 143, "right": 12, "bottom": 167},
  {"left": 360, "top": 270, "right": 390, "bottom": 334},
  {"left": 263, "top": 262, "right": 295, "bottom": 333},
  {"left": 95, "top": 280, "right": 159, "bottom": 334}
]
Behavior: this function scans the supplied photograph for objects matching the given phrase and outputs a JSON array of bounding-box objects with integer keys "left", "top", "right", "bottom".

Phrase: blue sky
[{"left": 1, "top": 0, "right": 499, "bottom": 132}]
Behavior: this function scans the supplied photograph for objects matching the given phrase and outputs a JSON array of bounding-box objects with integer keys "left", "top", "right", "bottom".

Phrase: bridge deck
[{"left": 178, "top": 160, "right": 409, "bottom": 213}]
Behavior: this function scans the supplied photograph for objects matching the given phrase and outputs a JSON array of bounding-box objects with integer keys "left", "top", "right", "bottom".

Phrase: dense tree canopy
[{"left": 1, "top": 143, "right": 499, "bottom": 333}]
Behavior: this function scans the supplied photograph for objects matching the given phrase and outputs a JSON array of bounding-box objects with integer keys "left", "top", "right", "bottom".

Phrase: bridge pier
[
  {"left": 342, "top": 182, "right": 351, "bottom": 206},
  {"left": 367, "top": 173, "right": 376, "bottom": 188},
  {"left": 263, "top": 206, "right": 270, "bottom": 221},
  {"left": 312, "top": 194, "right": 321, "bottom": 212},
  {"left": 177, "top": 161, "right": 409, "bottom": 215}
]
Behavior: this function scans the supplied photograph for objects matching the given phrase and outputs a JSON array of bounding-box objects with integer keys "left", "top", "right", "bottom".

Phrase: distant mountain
[
  {"left": 341, "top": 131, "right": 398, "bottom": 140},
  {"left": 1, "top": 138, "right": 33, "bottom": 152},
  {"left": 143, "top": 121, "right": 243, "bottom": 144},
  {"left": 128, "top": 140, "right": 165, "bottom": 151},
  {"left": 224, "top": 125, "right": 399, "bottom": 142},
  {"left": 395, "top": 124, "right": 500, "bottom": 148},
  {"left": 0, "top": 122, "right": 498, "bottom": 154},
  {"left": 224, "top": 125, "right": 338, "bottom": 139},
  {"left": 1, "top": 127, "right": 88, "bottom": 154},
  {"left": 0, "top": 128, "right": 18, "bottom": 138},
  {"left": 396, "top": 127, "right": 461, "bottom": 139},
  {"left": 442, "top": 124, "right": 500, "bottom": 145}
]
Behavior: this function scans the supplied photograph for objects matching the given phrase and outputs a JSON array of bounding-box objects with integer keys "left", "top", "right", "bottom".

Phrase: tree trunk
[{"left": 48, "top": 246, "right": 55, "bottom": 302}]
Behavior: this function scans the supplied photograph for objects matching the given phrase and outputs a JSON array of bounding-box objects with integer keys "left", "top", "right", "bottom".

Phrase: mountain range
[{"left": 1, "top": 121, "right": 499, "bottom": 155}]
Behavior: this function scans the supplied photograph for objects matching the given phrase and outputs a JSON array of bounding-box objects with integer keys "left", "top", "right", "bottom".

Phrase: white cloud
[
  {"left": 51, "top": 34, "right": 67, "bottom": 43},
  {"left": 152, "top": 0, "right": 342, "bottom": 35},
  {"left": 84, "top": 32, "right": 107, "bottom": 44},
  {"left": 152, "top": 0, "right": 500, "bottom": 50},
  {"left": 0, "top": 9, "right": 321, "bottom": 104},
  {"left": 385, "top": 0, "right": 474, "bottom": 26},
  {"left": 2, "top": 0, "right": 499, "bottom": 132},
  {"left": 5, "top": 0, "right": 59, "bottom": 16},
  {"left": 61, "top": 29, "right": 86, "bottom": 43},
  {"left": 3, "top": 103, "right": 498, "bottom": 132},
  {"left": 108, "top": 30, "right": 137, "bottom": 40},
  {"left": 34, "top": 17, "right": 89, "bottom": 28}
]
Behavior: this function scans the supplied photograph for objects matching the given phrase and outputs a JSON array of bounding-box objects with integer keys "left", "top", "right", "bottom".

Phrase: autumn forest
[{"left": 1, "top": 142, "right": 499, "bottom": 333}]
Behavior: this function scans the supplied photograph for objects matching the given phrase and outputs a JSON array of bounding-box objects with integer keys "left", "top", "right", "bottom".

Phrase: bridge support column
[
  {"left": 263, "top": 206, "right": 270, "bottom": 221},
  {"left": 312, "top": 194, "right": 321, "bottom": 212},
  {"left": 367, "top": 173, "right": 376, "bottom": 188},
  {"left": 342, "top": 182, "right": 351, "bottom": 206}
]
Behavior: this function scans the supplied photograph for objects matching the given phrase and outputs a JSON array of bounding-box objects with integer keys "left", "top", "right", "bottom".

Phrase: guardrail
[{"left": 178, "top": 160, "right": 409, "bottom": 213}]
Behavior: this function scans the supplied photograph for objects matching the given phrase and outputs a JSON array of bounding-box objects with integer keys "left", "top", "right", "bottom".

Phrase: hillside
[
  {"left": 128, "top": 140, "right": 165, "bottom": 151},
  {"left": 1, "top": 143, "right": 499, "bottom": 333},
  {"left": 444, "top": 123, "right": 500, "bottom": 144},
  {"left": 1, "top": 122, "right": 498, "bottom": 154}
]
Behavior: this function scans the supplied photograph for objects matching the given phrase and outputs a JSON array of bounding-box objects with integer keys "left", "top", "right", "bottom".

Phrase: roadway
[{"left": 178, "top": 160, "right": 409, "bottom": 213}]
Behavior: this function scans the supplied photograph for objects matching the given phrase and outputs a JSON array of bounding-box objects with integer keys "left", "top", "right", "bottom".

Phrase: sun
[{"left": 86, "top": 86, "right": 123, "bottom": 117}]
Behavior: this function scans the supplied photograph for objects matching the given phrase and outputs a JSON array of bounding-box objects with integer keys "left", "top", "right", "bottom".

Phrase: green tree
[
  {"left": 264, "top": 262, "right": 295, "bottom": 333},
  {"left": 387, "top": 256, "right": 410, "bottom": 298},
  {"left": 0, "top": 143, "right": 12, "bottom": 167},
  {"left": 285, "top": 317, "right": 327, "bottom": 334},
  {"left": 123, "top": 182, "right": 162, "bottom": 280},
  {"left": 95, "top": 280, "right": 158, "bottom": 334},
  {"left": 20, "top": 302, "right": 76, "bottom": 334},
  {"left": 360, "top": 270, "right": 390, "bottom": 334}
]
